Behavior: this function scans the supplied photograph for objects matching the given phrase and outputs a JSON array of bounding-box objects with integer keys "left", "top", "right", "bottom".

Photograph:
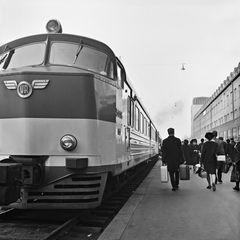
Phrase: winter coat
[
  {"left": 201, "top": 141, "right": 218, "bottom": 174},
  {"left": 162, "top": 136, "right": 183, "bottom": 172},
  {"left": 181, "top": 144, "right": 192, "bottom": 165},
  {"left": 189, "top": 144, "right": 200, "bottom": 165}
]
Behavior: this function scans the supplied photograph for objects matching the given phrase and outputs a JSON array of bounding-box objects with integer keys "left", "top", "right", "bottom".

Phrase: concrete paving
[{"left": 99, "top": 161, "right": 240, "bottom": 240}]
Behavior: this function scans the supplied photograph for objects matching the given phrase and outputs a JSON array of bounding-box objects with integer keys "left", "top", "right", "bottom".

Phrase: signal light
[{"left": 46, "top": 19, "right": 62, "bottom": 33}]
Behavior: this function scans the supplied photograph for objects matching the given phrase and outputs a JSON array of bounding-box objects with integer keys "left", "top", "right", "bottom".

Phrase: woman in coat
[
  {"left": 232, "top": 140, "right": 240, "bottom": 191},
  {"left": 201, "top": 132, "right": 218, "bottom": 191}
]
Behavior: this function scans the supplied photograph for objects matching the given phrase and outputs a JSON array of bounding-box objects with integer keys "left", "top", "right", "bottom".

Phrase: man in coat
[{"left": 162, "top": 128, "right": 184, "bottom": 191}]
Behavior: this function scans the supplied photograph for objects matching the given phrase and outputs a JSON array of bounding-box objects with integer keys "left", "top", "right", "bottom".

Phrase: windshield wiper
[
  {"left": 3, "top": 49, "right": 15, "bottom": 69},
  {"left": 0, "top": 54, "right": 7, "bottom": 66},
  {"left": 73, "top": 40, "right": 84, "bottom": 64}
]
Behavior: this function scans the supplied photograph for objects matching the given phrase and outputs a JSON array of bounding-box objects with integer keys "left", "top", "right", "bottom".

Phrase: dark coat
[
  {"left": 181, "top": 143, "right": 191, "bottom": 165},
  {"left": 162, "top": 136, "right": 183, "bottom": 171},
  {"left": 201, "top": 141, "right": 218, "bottom": 174},
  {"left": 189, "top": 144, "right": 200, "bottom": 165},
  {"left": 198, "top": 143, "right": 204, "bottom": 153},
  {"left": 233, "top": 142, "right": 240, "bottom": 171},
  {"left": 226, "top": 143, "right": 235, "bottom": 160}
]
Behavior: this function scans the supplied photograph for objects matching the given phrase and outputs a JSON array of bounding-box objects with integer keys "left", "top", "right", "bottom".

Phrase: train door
[{"left": 115, "top": 59, "right": 125, "bottom": 162}]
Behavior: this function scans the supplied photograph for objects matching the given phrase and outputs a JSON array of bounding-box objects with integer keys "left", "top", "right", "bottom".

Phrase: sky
[{"left": 1, "top": 0, "right": 240, "bottom": 139}]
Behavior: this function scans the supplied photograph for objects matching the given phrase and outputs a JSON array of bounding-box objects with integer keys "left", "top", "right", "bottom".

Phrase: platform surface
[{"left": 99, "top": 161, "right": 240, "bottom": 240}]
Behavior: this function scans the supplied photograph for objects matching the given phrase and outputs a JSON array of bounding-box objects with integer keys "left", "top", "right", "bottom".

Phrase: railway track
[{"left": 0, "top": 156, "right": 158, "bottom": 240}]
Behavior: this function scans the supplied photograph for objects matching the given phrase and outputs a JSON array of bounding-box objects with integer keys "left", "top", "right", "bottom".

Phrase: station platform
[{"left": 99, "top": 160, "right": 240, "bottom": 240}]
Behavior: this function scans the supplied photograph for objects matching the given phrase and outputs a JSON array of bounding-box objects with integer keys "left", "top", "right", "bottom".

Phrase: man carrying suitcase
[{"left": 162, "top": 128, "right": 184, "bottom": 191}]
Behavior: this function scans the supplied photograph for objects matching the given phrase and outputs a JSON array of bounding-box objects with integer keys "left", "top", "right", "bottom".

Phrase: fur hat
[{"left": 205, "top": 132, "right": 214, "bottom": 141}]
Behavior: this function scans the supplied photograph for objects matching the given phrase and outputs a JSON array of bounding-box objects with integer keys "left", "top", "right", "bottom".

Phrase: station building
[{"left": 192, "top": 63, "right": 240, "bottom": 140}]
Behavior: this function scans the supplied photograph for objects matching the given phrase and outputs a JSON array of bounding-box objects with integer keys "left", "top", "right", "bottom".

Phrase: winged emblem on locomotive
[{"left": 3, "top": 80, "right": 49, "bottom": 98}]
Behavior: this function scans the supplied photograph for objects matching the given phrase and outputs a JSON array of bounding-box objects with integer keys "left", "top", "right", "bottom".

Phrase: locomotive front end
[{"left": 0, "top": 21, "right": 117, "bottom": 209}]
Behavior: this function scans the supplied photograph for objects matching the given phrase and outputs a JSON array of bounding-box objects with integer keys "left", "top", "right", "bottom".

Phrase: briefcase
[
  {"left": 179, "top": 164, "right": 190, "bottom": 180},
  {"left": 160, "top": 165, "right": 169, "bottom": 183}
]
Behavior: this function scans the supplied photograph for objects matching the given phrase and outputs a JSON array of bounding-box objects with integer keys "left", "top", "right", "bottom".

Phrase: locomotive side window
[
  {"left": 0, "top": 43, "right": 45, "bottom": 70},
  {"left": 135, "top": 106, "right": 140, "bottom": 131},
  {"left": 49, "top": 42, "right": 111, "bottom": 77},
  {"left": 127, "top": 96, "right": 131, "bottom": 126},
  {"left": 131, "top": 99, "right": 134, "bottom": 127},
  {"left": 140, "top": 113, "right": 144, "bottom": 133}
]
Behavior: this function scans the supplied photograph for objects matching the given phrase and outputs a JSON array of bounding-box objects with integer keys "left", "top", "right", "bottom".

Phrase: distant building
[
  {"left": 191, "top": 97, "right": 209, "bottom": 138},
  {"left": 191, "top": 62, "right": 240, "bottom": 140}
]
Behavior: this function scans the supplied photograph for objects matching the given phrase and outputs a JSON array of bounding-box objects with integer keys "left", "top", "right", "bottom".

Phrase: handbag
[
  {"left": 217, "top": 155, "right": 226, "bottom": 161},
  {"left": 230, "top": 165, "right": 240, "bottom": 182},
  {"left": 200, "top": 169, "right": 207, "bottom": 178},
  {"left": 221, "top": 162, "right": 231, "bottom": 174},
  {"left": 197, "top": 167, "right": 207, "bottom": 178}
]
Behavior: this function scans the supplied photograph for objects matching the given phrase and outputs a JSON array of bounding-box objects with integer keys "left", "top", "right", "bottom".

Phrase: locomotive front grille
[{"left": 22, "top": 173, "right": 108, "bottom": 209}]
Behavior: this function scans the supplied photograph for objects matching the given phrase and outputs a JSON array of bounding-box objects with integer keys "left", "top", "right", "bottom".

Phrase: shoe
[
  {"left": 233, "top": 187, "right": 240, "bottom": 191},
  {"left": 206, "top": 185, "right": 211, "bottom": 189},
  {"left": 172, "top": 188, "right": 176, "bottom": 191},
  {"left": 218, "top": 180, "right": 223, "bottom": 184},
  {"left": 212, "top": 183, "right": 216, "bottom": 191}
]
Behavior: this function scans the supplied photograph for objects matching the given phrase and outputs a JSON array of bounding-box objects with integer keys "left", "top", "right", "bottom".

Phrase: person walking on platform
[
  {"left": 198, "top": 138, "right": 205, "bottom": 154},
  {"left": 182, "top": 139, "right": 191, "bottom": 165},
  {"left": 232, "top": 140, "right": 240, "bottom": 191},
  {"left": 226, "top": 139, "right": 234, "bottom": 161},
  {"left": 189, "top": 139, "right": 200, "bottom": 172},
  {"left": 162, "top": 128, "right": 183, "bottom": 191},
  {"left": 212, "top": 131, "right": 226, "bottom": 184},
  {"left": 201, "top": 132, "right": 218, "bottom": 191}
]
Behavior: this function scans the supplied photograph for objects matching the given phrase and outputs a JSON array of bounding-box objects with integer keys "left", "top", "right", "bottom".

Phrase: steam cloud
[{"left": 154, "top": 100, "right": 185, "bottom": 126}]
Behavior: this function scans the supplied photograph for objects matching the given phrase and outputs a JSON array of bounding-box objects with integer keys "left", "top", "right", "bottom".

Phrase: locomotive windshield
[
  {"left": 0, "top": 43, "right": 45, "bottom": 70},
  {"left": 49, "top": 42, "right": 112, "bottom": 77}
]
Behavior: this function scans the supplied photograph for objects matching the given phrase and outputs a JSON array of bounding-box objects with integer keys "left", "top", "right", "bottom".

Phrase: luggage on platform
[
  {"left": 230, "top": 165, "right": 240, "bottom": 182},
  {"left": 160, "top": 165, "right": 169, "bottom": 183},
  {"left": 179, "top": 164, "right": 190, "bottom": 180}
]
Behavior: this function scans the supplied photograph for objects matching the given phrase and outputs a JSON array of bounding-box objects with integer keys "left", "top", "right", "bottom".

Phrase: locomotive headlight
[
  {"left": 46, "top": 19, "right": 62, "bottom": 33},
  {"left": 60, "top": 135, "right": 77, "bottom": 151}
]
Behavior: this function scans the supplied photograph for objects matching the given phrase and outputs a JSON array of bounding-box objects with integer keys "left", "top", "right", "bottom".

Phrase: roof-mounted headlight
[{"left": 46, "top": 19, "right": 62, "bottom": 33}]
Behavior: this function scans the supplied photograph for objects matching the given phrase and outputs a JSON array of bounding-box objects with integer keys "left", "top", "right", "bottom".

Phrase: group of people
[{"left": 161, "top": 128, "right": 240, "bottom": 192}]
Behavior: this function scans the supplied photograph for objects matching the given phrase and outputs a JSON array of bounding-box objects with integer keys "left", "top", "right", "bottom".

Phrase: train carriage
[{"left": 0, "top": 20, "right": 160, "bottom": 209}]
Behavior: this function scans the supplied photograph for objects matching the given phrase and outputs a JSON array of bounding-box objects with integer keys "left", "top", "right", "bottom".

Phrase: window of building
[
  {"left": 228, "top": 129, "right": 232, "bottom": 138},
  {"left": 234, "top": 88, "right": 237, "bottom": 101},
  {"left": 224, "top": 131, "right": 227, "bottom": 140},
  {"left": 233, "top": 127, "right": 237, "bottom": 139}
]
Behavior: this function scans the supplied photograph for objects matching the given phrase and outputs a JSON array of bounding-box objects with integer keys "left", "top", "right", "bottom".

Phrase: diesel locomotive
[{"left": 0, "top": 20, "right": 160, "bottom": 209}]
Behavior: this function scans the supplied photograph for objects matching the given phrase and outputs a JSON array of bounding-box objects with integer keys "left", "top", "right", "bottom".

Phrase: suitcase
[
  {"left": 160, "top": 165, "right": 169, "bottom": 183},
  {"left": 179, "top": 164, "right": 190, "bottom": 180}
]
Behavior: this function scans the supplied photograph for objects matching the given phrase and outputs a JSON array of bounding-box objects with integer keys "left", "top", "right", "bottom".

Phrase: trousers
[{"left": 169, "top": 170, "right": 179, "bottom": 188}]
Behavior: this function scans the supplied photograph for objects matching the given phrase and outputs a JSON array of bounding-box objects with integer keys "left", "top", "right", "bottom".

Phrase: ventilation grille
[{"left": 25, "top": 173, "right": 107, "bottom": 208}]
